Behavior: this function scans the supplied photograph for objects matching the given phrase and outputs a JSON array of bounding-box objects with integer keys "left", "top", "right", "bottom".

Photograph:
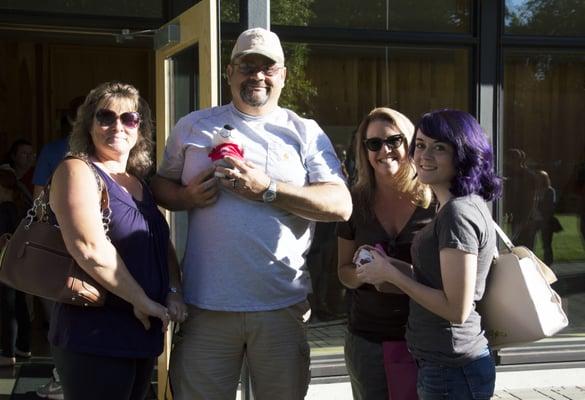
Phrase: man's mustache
[{"left": 242, "top": 80, "right": 271, "bottom": 89}]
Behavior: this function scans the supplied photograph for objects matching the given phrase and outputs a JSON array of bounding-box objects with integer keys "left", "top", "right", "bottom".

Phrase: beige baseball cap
[{"left": 230, "top": 28, "right": 285, "bottom": 65}]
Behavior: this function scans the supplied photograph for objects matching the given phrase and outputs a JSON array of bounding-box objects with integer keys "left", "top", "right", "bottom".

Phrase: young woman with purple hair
[{"left": 356, "top": 109, "right": 502, "bottom": 399}]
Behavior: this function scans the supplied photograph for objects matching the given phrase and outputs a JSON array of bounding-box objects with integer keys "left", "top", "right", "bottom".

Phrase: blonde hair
[
  {"left": 352, "top": 107, "right": 432, "bottom": 221},
  {"left": 69, "top": 82, "right": 154, "bottom": 178}
]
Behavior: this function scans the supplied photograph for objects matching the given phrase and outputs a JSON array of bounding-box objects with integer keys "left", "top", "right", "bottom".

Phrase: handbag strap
[
  {"left": 492, "top": 220, "right": 558, "bottom": 283},
  {"left": 492, "top": 222, "right": 514, "bottom": 252},
  {"left": 26, "top": 156, "right": 111, "bottom": 236}
]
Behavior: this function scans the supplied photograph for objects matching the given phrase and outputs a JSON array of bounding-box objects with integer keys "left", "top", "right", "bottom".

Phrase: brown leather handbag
[{"left": 0, "top": 159, "right": 109, "bottom": 307}]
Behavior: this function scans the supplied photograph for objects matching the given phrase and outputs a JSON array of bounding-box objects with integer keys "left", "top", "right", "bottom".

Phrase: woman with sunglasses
[
  {"left": 337, "top": 107, "right": 433, "bottom": 400},
  {"left": 48, "top": 82, "right": 186, "bottom": 400},
  {"left": 356, "top": 109, "right": 502, "bottom": 400}
]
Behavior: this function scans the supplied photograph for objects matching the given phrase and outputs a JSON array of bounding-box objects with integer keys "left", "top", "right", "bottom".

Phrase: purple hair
[{"left": 409, "top": 109, "right": 502, "bottom": 202}]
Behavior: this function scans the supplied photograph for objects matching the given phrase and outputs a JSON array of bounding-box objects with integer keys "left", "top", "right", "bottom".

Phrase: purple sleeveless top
[{"left": 49, "top": 164, "right": 170, "bottom": 358}]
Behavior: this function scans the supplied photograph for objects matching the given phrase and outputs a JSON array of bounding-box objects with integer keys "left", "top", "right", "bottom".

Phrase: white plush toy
[{"left": 209, "top": 124, "right": 245, "bottom": 176}]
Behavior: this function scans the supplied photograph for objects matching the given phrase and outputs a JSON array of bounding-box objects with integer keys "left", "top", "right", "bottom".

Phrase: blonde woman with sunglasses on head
[{"left": 337, "top": 107, "right": 433, "bottom": 400}]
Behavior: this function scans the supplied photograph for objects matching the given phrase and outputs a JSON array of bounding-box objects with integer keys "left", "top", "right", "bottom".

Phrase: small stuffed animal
[{"left": 208, "top": 124, "right": 245, "bottom": 170}]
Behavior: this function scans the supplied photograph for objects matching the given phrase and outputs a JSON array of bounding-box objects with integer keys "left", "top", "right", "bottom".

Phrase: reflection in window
[
  {"left": 505, "top": 0, "right": 585, "bottom": 36},
  {"left": 387, "top": 0, "right": 471, "bottom": 32},
  {"left": 220, "top": 0, "right": 239, "bottom": 23},
  {"left": 271, "top": 0, "right": 471, "bottom": 32},
  {"left": 503, "top": 50, "right": 585, "bottom": 334},
  {"left": 302, "top": 44, "right": 470, "bottom": 136},
  {"left": 0, "top": 0, "right": 164, "bottom": 18}
]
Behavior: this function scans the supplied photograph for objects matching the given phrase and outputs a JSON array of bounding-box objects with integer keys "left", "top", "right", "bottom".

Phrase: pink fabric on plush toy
[{"left": 208, "top": 142, "right": 244, "bottom": 161}]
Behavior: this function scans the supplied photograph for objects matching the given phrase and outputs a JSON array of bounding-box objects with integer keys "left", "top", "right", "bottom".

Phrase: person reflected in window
[
  {"left": 504, "top": 148, "right": 537, "bottom": 249},
  {"left": 573, "top": 149, "right": 585, "bottom": 252},
  {"left": 337, "top": 107, "right": 434, "bottom": 400},
  {"left": 534, "top": 169, "right": 562, "bottom": 265},
  {"left": 355, "top": 109, "right": 502, "bottom": 400}
]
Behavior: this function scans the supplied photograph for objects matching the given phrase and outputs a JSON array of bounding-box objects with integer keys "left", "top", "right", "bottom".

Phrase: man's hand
[
  {"left": 180, "top": 166, "right": 219, "bottom": 208},
  {"left": 217, "top": 156, "right": 271, "bottom": 201},
  {"left": 213, "top": 156, "right": 351, "bottom": 222},
  {"left": 166, "top": 292, "right": 188, "bottom": 323}
]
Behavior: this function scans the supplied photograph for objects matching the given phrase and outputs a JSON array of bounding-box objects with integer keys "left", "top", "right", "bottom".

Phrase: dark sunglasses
[
  {"left": 95, "top": 109, "right": 141, "bottom": 129},
  {"left": 233, "top": 62, "right": 283, "bottom": 76},
  {"left": 363, "top": 134, "right": 405, "bottom": 152}
]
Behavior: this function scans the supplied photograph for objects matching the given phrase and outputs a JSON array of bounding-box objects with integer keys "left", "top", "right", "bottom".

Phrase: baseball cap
[{"left": 230, "top": 28, "right": 285, "bottom": 65}]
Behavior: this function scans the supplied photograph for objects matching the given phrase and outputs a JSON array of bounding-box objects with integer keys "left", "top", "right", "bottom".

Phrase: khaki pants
[{"left": 170, "top": 301, "right": 311, "bottom": 400}]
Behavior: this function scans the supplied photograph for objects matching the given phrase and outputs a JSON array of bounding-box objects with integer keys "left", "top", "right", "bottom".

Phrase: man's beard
[{"left": 240, "top": 81, "right": 270, "bottom": 107}]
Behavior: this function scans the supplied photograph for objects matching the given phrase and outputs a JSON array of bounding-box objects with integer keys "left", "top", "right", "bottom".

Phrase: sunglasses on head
[
  {"left": 363, "top": 134, "right": 405, "bottom": 152},
  {"left": 233, "top": 62, "right": 283, "bottom": 77},
  {"left": 95, "top": 109, "right": 141, "bottom": 129}
]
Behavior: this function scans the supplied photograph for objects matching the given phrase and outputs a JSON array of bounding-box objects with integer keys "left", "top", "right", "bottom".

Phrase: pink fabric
[
  {"left": 382, "top": 341, "right": 418, "bottom": 400},
  {"left": 208, "top": 143, "right": 244, "bottom": 162}
]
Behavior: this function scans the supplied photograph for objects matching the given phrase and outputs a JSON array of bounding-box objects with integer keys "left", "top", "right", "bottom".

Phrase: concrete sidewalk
[
  {"left": 301, "top": 365, "right": 585, "bottom": 400},
  {"left": 304, "top": 382, "right": 585, "bottom": 399}
]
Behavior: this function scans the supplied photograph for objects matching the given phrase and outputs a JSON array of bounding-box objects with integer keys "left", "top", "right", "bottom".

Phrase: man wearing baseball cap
[{"left": 152, "top": 28, "right": 351, "bottom": 399}]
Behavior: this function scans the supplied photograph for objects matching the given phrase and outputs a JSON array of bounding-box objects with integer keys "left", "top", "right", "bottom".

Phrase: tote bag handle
[{"left": 493, "top": 222, "right": 514, "bottom": 251}]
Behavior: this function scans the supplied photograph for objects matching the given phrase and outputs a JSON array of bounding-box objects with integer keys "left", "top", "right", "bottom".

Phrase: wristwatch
[{"left": 262, "top": 180, "right": 277, "bottom": 203}]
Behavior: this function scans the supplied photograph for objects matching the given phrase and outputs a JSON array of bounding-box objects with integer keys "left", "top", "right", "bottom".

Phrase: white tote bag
[{"left": 478, "top": 223, "right": 569, "bottom": 348}]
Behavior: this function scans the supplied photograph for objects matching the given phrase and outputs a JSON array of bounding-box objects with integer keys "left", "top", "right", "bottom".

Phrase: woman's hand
[
  {"left": 355, "top": 249, "right": 395, "bottom": 285},
  {"left": 133, "top": 298, "right": 170, "bottom": 332},
  {"left": 166, "top": 292, "right": 188, "bottom": 323}
]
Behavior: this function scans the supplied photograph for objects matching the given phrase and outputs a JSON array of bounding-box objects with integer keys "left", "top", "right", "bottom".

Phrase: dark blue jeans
[{"left": 416, "top": 351, "right": 495, "bottom": 400}]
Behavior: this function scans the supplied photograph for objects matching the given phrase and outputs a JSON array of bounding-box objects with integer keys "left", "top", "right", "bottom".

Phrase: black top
[
  {"left": 337, "top": 203, "right": 435, "bottom": 342},
  {"left": 49, "top": 164, "right": 170, "bottom": 358}
]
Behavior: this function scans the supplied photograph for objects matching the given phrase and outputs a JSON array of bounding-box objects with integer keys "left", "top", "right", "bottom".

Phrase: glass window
[
  {"left": 271, "top": 0, "right": 472, "bottom": 32},
  {"left": 220, "top": 0, "right": 239, "bottom": 23},
  {"left": 0, "top": 0, "right": 164, "bottom": 18},
  {"left": 502, "top": 49, "right": 585, "bottom": 337},
  {"left": 295, "top": 44, "right": 470, "bottom": 140},
  {"left": 505, "top": 0, "right": 585, "bottom": 36}
]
